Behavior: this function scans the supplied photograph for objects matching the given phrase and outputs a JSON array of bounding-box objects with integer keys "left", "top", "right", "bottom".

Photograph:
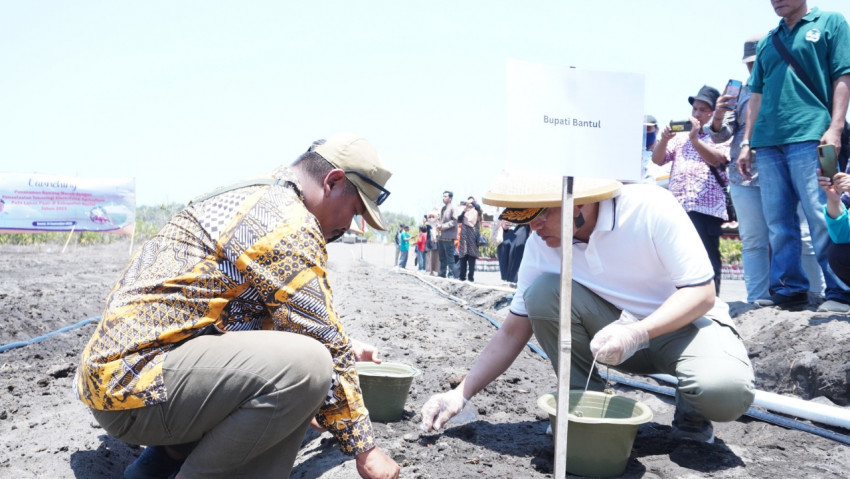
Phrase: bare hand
[
  {"left": 660, "top": 124, "right": 675, "bottom": 142},
  {"left": 310, "top": 417, "right": 327, "bottom": 433},
  {"left": 834, "top": 172, "right": 850, "bottom": 193},
  {"left": 715, "top": 93, "right": 737, "bottom": 116},
  {"left": 351, "top": 339, "right": 382, "bottom": 363},
  {"left": 687, "top": 116, "right": 701, "bottom": 141},
  {"left": 355, "top": 447, "right": 400, "bottom": 479},
  {"left": 737, "top": 148, "right": 753, "bottom": 180},
  {"left": 821, "top": 128, "right": 843, "bottom": 153}
]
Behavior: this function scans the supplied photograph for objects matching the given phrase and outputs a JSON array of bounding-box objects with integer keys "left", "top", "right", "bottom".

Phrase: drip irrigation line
[
  {"left": 0, "top": 316, "right": 101, "bottom": 353},
  {"left": 464, "top": 306, "right": 549, "bottom": 359},
  {"left": 600, "top": 371, "right": 850, "bottom": 446},
  {"left": 396, "top": 270, "right": 850, "bottom": 446},
  {"left": 398, "top": 270, "right": 548, "bottom": 359}
]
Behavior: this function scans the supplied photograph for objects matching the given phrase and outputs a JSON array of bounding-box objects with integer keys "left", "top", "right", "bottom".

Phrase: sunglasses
[{"left": 344, "top": 170, "right": 391, "bottom": 206}]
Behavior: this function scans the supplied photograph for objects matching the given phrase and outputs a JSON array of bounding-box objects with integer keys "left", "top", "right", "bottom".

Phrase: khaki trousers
[
  {"left": 524, "top": 274, "right": 754, "bottom": 422},
  {"left": 92, "top": 330, "right": 333, "bottom": 478}
]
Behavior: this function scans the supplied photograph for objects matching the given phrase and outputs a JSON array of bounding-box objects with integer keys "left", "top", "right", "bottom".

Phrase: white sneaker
[{"left": 817, "top": 300, "right": 850, "bottom": 313}]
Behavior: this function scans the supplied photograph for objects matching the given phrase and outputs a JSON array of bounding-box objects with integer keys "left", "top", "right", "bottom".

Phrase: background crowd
[
  {"left": 643, "top": 4, "right": 850, "bottom": 313},
  {"left": 384, "top": 3, "right": 850, "bottom": 315},
  {"left": 391, "top": 190, "right": 530, "bottom": 286}
]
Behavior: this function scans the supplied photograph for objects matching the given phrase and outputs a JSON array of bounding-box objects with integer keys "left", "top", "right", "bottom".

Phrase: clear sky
[{"left": 2, "top": 1, "right": 849, "bottom": 219}]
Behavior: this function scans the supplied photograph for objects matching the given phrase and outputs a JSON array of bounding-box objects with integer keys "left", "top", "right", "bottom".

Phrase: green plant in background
[
  {"left": 720, "top": 238, "right": 742, "bottom": 265},
  {"left": 478, "top": 229, "right": 498, "bottom": 258}
]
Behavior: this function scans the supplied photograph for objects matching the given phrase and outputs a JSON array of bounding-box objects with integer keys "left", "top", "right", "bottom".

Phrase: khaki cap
[{"left": 314, "top": 133, "right": 392, "bottom": 231}]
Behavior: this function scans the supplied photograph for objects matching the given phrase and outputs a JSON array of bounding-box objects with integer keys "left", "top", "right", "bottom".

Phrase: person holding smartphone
[
  {"left": 652, "top": 85, "right": 730, "bottom": 296},
  {"left": 708, "top": 35, "right": 825, "bottom": 303},
  {"left": 818, "top": 170, "right": 850, "bottom": 288},
  {"left": 736, "top": 1, "right": 850, "bottom": 313}
]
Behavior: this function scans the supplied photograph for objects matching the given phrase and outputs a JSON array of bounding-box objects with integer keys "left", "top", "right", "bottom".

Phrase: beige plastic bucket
[
  {"left": 356, "top": 362, "right": 420, "bottom": 422},
  {"left": 537, "top": 390, "right": 653, "bottom": 478}
]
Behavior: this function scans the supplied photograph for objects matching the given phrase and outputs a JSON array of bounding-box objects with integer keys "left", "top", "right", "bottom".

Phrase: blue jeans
[
  {"left": 730, "top": 183, "right": 770, "bottom": 301},
  {"left": 731, "top": 184, "right": 825, "bottom": 301},
  {"left": 398, "top": 249, "right": 409, "bottom": 268},
  {"left": 437, "top": 239, "right": 458, "bottom": 278},
  {"left": 416, "top": 250, "right": 427, "bottom": 270},
  {"left": 756, "top": 142, "right": 850, "bottom": 302}
]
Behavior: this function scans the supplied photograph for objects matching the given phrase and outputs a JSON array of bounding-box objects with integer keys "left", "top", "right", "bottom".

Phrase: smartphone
[
  {"left": 724, "top": 79, "right": 743, "bottom": 110},
  {"left": 818, "top": 144, "right": 839, "bottom": 178},
  {"left": 670, "top": 120, "right": 692, "bottom": 132}
]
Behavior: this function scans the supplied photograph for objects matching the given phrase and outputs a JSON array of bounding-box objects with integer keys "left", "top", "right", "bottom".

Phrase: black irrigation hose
[
  {"left": 401, "top": 272, "right": 850, "bottom": 447},
  {"left": 400, "top": 273, "right": 548, "bottom": 359},
  {"left": 0, "top": 316, "right": 101, "bottom": 353},
  {"left": 464, "top": 306, "right": 549, "bottom": 359},
  {"left": 600, "top": 371, "right": 850, "bottom": 447}
]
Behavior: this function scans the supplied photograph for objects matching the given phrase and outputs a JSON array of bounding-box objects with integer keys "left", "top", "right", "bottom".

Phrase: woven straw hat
[{"left": 482, "top": 169, "right": 621, "bottom": 224}]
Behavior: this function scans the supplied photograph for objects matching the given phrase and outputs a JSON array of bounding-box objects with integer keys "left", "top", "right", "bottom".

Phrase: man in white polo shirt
[{"left": 421, "top": 172, "right": 755, "bottom": 444}]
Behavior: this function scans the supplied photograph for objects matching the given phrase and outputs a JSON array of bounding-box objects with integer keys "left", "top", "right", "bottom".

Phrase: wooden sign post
[{"left": 554, "top": 176, "right": 575, "bottom": 479}]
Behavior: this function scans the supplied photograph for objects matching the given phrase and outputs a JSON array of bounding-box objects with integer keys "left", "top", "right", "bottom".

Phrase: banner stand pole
[
  {"left": 553, "top": 176, "right": 575, "bottom": 478},
  {"left": 129, "top": 221, "right": 136, "bottom": 257},
  {"left": 61, "top": 225, "right": 76, "bottom": 254}
]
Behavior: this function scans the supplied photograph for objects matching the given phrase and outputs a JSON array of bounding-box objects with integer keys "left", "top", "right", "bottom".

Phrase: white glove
[
  {"left": 420, "top": 389, "right": 467, "bottom": 431},
  {"left": 589, "top": 310, "right": 650, "bottom": 366}
]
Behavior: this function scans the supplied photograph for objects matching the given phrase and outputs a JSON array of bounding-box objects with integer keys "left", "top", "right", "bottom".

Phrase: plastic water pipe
[
  {"left": 601, "top": 372, "right": 850, "bottom": 446},
  {"left": 648, "top": 373, "right": 850, "bottom": 431}
]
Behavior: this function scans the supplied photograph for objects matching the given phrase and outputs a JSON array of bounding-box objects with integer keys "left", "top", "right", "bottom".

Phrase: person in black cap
[{"left": 651, "top": 85, "right": 730, "bottom": 296}]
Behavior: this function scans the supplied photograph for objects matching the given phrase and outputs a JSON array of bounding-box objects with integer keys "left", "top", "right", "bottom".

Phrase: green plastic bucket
[
  {"left": 356, "top": 362, "right": 420, "bottom": 422},
  {"left": 537, "top": 390, "right": 653, "bottom": 478}
]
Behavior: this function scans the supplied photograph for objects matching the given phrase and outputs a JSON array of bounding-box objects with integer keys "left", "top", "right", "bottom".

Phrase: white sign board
[
  {"left": 506, "top": 59, "right": 644, "bottom": 180},
  {"left": 0, "top": 172, "right": 136, "bottom": 234}
]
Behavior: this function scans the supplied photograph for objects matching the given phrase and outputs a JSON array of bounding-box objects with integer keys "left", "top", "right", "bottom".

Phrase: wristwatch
[{"left": 739, "top": 140, "right": 750, "bottom": 149}]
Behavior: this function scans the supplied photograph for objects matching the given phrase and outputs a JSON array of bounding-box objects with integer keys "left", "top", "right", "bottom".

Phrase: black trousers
[
  {"left": 688, "top": 211, "right": 723, "bottom": 295},
  {"left": 829, "top": 242, "right": 850, "bottom": 287},
  {"left": 458, "top": 254, "right": 477, "bottom": 281}
]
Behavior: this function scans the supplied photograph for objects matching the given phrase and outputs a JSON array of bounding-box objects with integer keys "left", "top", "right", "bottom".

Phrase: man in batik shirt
[{"left": 76, "top": 133, "right": 400, "bottom": 479}]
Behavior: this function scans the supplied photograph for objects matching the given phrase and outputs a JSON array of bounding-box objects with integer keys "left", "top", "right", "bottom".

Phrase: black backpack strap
[
  {"left": 770, "top": 26, "right": 850, "bottom": 172},
  {"left": 770, "top": 28, "right": 828, "bottom": 108},
  {"left": 707, "top": 164, "right": 728, "bottom": 188}
]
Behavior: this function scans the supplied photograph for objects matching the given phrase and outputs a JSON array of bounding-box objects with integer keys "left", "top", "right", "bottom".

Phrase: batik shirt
[
  {"left": 75, "top": 167, "right": 374, "bottom": 456},
  {"left": 661, "top": 130, "right": 731, "bottom": 220}
]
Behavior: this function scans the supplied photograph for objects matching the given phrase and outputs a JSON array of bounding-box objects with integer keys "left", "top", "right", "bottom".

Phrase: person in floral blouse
[{"left": 652, "top": 85, "right": 731, "bottom": 295}]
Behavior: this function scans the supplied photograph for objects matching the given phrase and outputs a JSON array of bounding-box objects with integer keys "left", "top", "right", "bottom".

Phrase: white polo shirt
[{"left": 510, "top": 184, "right": 714, "bottom": 319}]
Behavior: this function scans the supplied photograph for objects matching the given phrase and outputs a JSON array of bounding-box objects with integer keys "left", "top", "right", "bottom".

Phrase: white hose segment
[{"left": 649, "top": 374, "right": 850, "bottom": 430}]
